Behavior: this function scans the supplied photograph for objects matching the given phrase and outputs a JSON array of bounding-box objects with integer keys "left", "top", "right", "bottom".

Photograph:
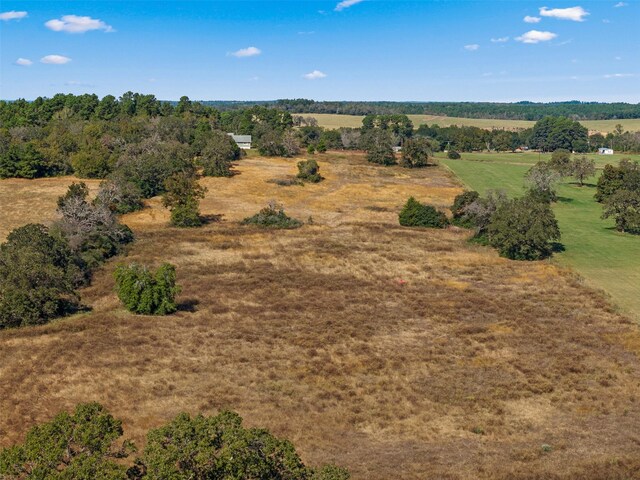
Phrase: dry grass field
[
  {"left": 2, "top": 153, "right": 640, "bottom": 479},
  {"left": 305, "top": 113, "right": 640, "bottom": 134}
]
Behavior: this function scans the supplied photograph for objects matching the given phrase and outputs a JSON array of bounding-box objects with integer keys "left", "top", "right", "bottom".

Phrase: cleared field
[
  {"left": 305, "top": 113, "right": 640, "bottom": 133},
  {"left": 2, "top": 154, "right": 640, "bottom": 479},
  {"left": 441, "top": 152, "right": 640, "bottom": 320}
]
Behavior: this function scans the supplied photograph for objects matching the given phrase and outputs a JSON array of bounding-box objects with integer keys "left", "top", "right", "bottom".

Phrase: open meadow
[
  {"left": 2, "top": 153, "right": 640, "bottom": 479},
  {"left": 441, "top": 152, "right": 640, "bottom": 320},
  {"left": 305, "top": 113, "right": 640, "bottom": 134}
]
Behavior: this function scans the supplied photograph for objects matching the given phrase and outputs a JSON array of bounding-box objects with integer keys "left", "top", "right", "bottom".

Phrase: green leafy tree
[
  {"left": 114, "top": 263, "right": 180, "bottom": 315},
  {"left": 162, "top": 172, "right": 207, "bottom": 227},
  {"left": 0, "top": 142, "right": 48, "bottom": 178},
  {"left": 447, "top": 150, "right": 461, "bottom": 160},
  {"left": 602, "top": 190, "right": 640, "bottom": 234},
  {"left": 487, "top": 195, "right": 561, "bottom": 260},
  {"left": 595, "top": 159, "right": 640, "bottom": 202},
  {"left": 297, "top": 158, "right": 323, "bottom": 183},
  {"left": 362, "top": 130, "right": 396, "bottom": 166},
  {"left": 0, "top": 403, "right": 131, "bottom": 479},
  {"left": 570, "top": 156, "right": 596, "bottom": 186},
  {"left": 549, "top": 148, "right": 572, "bottom": 176},
  {"left": 0, "top": 224, "right": 79, "bottom": 329},
  {"left": 197, "top": 131, "right": 241, "bottom": 177},
  {"left": 399, "top": 137, "right": 432, "bottom": 168},
  {"left": 399, "top": 197, "right": 448, "bottom": 228},
  {"left": 529, "top": 116, "right": 588, "bottom": 152}
]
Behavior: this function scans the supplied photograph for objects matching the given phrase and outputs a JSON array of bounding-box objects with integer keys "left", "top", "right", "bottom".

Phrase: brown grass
[{"left": 2, "top": 153, "right": 640, "bottom": 479}]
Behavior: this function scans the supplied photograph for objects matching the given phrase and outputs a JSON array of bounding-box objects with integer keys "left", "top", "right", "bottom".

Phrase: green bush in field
[
  {"left": 242, "top": 201, "right": 303, "bottom": 229},
  {"left": 399, "top": 197, "right": 449, "bottom": 228},
  {"left": 114, "top": 263, "right": 180, "bottom": 315},
  {"left": 161, "top": 172, "right": 207, "bottom": 228},
  {"left": 297, "top": 158, "right": 323, "bottom": 183},
  {"left": 447, "top": 150, "right": 461, "bottom": 160},
  {"left": 487, "top": 195, "right": 561, "bottom": 260}
]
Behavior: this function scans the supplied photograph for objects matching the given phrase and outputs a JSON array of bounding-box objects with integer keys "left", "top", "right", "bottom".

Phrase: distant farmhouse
[
  {"left": 228, "top": 133, "right": 252, "bottom": 149},
  {"left": 598, "top": 147, "right": 614, "bottom": 155}
]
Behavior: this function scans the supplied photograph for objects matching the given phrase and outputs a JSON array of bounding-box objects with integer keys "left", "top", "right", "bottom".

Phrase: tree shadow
[
  {"left": 201, "top": 214, "right": 224, "bottom": 225},
  {"left": 556, "top": 196, "right": 574, "bottom": 204},
  {"left": 566, "top": 181, "right": 597, "bottom": 188},
  {"left": 551, "top": 242, "right": 565, "bottom": 253},
  {"left": 177, "top": 299, "right": 199, "bottom": 313}
]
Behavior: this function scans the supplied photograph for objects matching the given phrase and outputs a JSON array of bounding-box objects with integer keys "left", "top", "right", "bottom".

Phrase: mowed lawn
[
  {"left": 441, "top": 152, "right": 640, "bottom": 320},
  {"left": 305, "top": 113, "right": 640, "bottom": 134}
]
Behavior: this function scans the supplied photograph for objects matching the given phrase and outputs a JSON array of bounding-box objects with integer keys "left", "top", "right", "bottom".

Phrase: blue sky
[{"left": 1, "top": 0, "right": 638, "bottom": 101}]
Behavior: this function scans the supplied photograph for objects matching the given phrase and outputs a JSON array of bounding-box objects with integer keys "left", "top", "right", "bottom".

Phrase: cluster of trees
[
  {"left": 596, "top": 159, "right": 640, "bottom": 234},
  {"left": 0, "top": 181, "right": 134, "bottom": 329},
  {"left": 0, "top": 403, "right": 349, "bottom": 480},
  {"left": 204, "top": 99, "right": 640, "bottom": 121}
]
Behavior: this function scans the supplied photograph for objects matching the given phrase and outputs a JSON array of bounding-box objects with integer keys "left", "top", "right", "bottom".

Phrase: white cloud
[
  {"left": 298, "top": 31, "right": 315, "bottom": 35},
  {"left": 524, "top": 15, "right": 541, "bottom": 23},
  {"left": 614, "top": 2, "right": 627, "bottom": 7},
  {"left": 230, "top": 46, "right": 261, "bottom": 57},
  {"left": 15, "top": 58, "right": 33, "bottom": 66},
  {"left": 615, "top": 56, "right": 622, "bottom": 60},
  {"left": 45, "top": 15, "right": 114, "bottom": 33},
  {"left": 491, "top": 36, "right": 509, "bottom": 43},
  {"left": 41, "top": 54, "right": 72, "bottom": 64},
  {"left": 602, "top": 19, "right": 611, "bottom": 23},
  {"left": 539, "top": 6, "right": 589, "bottom": 22},
  {"left": 303, "top": 70, "right": 327, "bottom": 80},
  {"left": 335, "top": 0, "right": 364, "bottom": 12},
  {"left": 0, "top": 10, "right": 27, "bottom": 20},
  {"left": 515, "top": 30, "right": 558, "bottom": 43},
  {"left": 604, "top": 73, "right": 635, "bottom": 78},
  {"left": 464, "top": 44, "right": 480, "bottom": 51}
]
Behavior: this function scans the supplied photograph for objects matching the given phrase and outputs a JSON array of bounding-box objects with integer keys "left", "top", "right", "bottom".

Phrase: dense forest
[{"left": 202, "top": 99, "right": 640, "bottom": 121}]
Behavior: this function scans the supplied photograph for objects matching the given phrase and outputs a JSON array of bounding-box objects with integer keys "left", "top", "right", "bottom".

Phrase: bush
[
  {"left": 297, "top": 158, "right": 323, "bottom": 183},
  {"left": 399, "top": 197, "right": 449, "bottom": 228},
  {"left": 0, "top": 403, "right": 131, "bottom": 479},
  {"left": 114, "top": 263, "right": 180, "bottom": 315},
  {"left": 447, "top": 150, "right": 461, "bottom": 160},
  {"left": 242, "top": 201, "right": 303, "bottom": 229},
  {"left": 0, "top": 224, "right": 79, "bottom": 329},
  {"left": 487, "top": 195, "right": 561, "bottom": 260},
  {"left": 451, "top": 191, "right": 480, "bottom": 226}
]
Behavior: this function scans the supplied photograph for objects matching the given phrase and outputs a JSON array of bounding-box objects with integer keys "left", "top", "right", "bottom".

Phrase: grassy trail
[{"left": 441, "top": 152, "right": 640, "bottom": 319}]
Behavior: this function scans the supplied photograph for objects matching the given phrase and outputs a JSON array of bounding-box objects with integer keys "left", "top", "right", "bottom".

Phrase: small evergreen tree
[
  {"left": 399, "top": 197, "right": 449, "bottom": 228},
  {"left": 162, "top": 172, "right": 207, "bottom": 227},
  {"left": 114, "top": 263, "right": 180, "bottom": 315}
]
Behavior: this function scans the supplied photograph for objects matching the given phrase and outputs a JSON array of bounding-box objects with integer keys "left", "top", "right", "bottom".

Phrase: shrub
[
  {"left": 307, "top": 144, "right": 316, "bottom": 154},
  {"left": 602, "top": 189, "right": 640, "bottom": 234},
  {"left": 297, "top": 158, "right": 323, "bottom": 183},
  {"left": 447, "top": 150, "right": 461, "bottom": 160},
  {"left": 451, "top": 190, "right": 480, "bottom": 226},
  {"left": 242, "top": 201, "right": 303, "bottom": 229},
  {"left": 0, "top": 403, "right": 131, "bottom": 480},
  {"left": 316, "top": 140, "right": 327, "bottom": 153},
  {"left": 399, "top": 197, "right": 449, "bottom": 228},
  {"left": 487, "top": 195, "right": 561, "bottom": 260},
  {"left": 0, "top": 224, "right": 79, "bottom": 329},
  {"left": 161, "top": 172, "right": 207, "bottom": 227},
  {"left": 114, "top": 263, "right": 180, "bottom": 315}
]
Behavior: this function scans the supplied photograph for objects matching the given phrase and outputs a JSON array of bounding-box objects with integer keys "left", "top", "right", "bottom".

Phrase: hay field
[
  {"left": 305, "top": 113, "right": 640, "bottom": 133},
  {"left": 2, "top": 154, "right": 640, "bottom": 479}
]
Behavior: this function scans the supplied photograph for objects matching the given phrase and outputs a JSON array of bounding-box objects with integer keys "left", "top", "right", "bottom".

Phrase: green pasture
[{"left": 441, "top": 152, "right": 640, "bottom": 320}]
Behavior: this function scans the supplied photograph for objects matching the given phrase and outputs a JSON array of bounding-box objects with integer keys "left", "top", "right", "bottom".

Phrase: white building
[
  {"left": 598, "top": 147, "right": 614, "bottom": 155},
  {"left": 228, "top": 133, "right": 252, "bottom": 149}
]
